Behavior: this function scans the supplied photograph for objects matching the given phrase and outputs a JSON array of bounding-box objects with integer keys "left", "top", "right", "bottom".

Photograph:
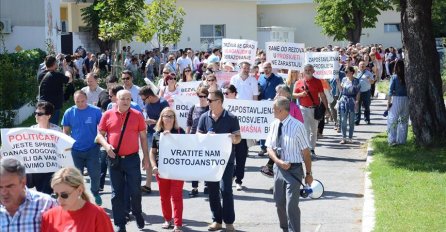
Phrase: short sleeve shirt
[
  {"left": 294, "top": 77, "right": 324, "bottom": 107},
  {"left": 98, "top": 107, "right": 146, "bottom": 156},
  {"left": 230, "top": 74, "right": 259, "bottom": 100}
]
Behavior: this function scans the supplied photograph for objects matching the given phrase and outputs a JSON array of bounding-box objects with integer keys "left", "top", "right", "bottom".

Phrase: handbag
[
  {"left": 108, "top": 111, "right": 131, "bottom": 168},
  {"left": 304, "top": 81, "right": 326, "bottom": 121}
]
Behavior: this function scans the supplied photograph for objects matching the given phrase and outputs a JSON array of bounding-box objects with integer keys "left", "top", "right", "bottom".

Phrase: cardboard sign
[
  {"left": 0, "top": 128, "right": 75, "bottom": 173},
  {"left": 305, "top": 52, "right": 340, "bottom": 79},
  {"left": 173, "top": 95, "right": 200, "bottom": 130},
  {"left": 223, "top": 99, "right": 274, "bottom": 139},
  {"left": 266, "top": 42, "right": 305, "bottom": 71},
  {"left": 221, "top": 39, "right": 258, "bottom": 65},
  {"left": 216, "top": 71, "right": 237, "bottom": 89},
  {"left": 177, "top": 81, "right": 202, "bottom": 96},
  {"left": 158, "top": 133, "right": 232, "bottom": 181}
]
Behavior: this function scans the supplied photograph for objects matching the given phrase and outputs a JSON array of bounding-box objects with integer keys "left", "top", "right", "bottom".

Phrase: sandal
[
  {"left": 140, "top": 185, "right": 152, "bottom": 193},
  {"left": 172, "top": 226, "right": 183, "bottom": 232},
  {"left": 162, "top": 220, "right": 173, "bottom": 229}
]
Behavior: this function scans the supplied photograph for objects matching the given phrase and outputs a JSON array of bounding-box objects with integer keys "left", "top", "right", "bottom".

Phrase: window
[
  {"left": 384, "top": 23, "right": 401, "bottom": 33},
  {"left": 200, "top": 25, "right": 225, "bottom": 50}
]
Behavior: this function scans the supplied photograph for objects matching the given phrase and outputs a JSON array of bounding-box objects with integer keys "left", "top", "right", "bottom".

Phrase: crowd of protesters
[{"left": 0, "top": 41, "right": 408, "bottom": 232}]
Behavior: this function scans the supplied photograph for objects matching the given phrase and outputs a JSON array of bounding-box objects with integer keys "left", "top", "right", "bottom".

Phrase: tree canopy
[
  {"left": 138, "top": 0, "right": 185, "bottom": 49},
  {"left": 314, "top": 0, "right": 394, "bottom": 43}
]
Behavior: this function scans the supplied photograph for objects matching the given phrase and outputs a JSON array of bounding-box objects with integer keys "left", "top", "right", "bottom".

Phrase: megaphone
[{"left": 300, "top": 179, "right": 324, "bottom": 199}]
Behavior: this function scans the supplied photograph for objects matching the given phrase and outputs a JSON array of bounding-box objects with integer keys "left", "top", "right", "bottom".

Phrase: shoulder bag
[
  {"left": 304, "top": 80, "right": 326, "bottom": 121},
  {"left": 108, "top": 111, "right": 131, "bottom": 168}
]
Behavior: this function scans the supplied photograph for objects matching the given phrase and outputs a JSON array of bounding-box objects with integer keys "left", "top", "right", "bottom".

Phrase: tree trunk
[
  {"left": 400, "top": 0, "right": 446, "bottom": 146},
  {"left": 347, "top": 10, "right": 363, "bottom": 44}
]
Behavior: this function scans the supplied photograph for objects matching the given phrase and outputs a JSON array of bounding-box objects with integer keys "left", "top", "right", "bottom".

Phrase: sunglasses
[
  {"left": 207, "top": 98, "right": 220, "bottom": 103},
  {"left": 34, "top": 112, "right": 46, "bottom": 116},
  {"left": 51, "top": 190, "right": 75, "bottom": 199},
  {"left": 122, "top": 77, "right": 130, "bottom": 80},
  {"left": 207, "top": 79, "right": 216, "bottom": 82},
  {"left": 198, "top": 95, "right": 207, "bottom": 98}
]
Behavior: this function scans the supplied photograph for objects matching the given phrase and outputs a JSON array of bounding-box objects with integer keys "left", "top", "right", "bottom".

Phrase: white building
[{"left": 0, "top": 0, "right": 402, "bottom": 54}]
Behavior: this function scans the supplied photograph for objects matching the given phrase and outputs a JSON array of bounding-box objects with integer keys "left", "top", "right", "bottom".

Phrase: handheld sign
[
  {"left": 177, "top": 81, "right": 201, "bottom": 96},
  {"left": 0, "top": 128, "right": 75, "bottom": 173},
  {"left": 305, "top": 51, "right": 340, "bottom": 79},
  {"left": 266, "top": 42, "right": 305, "bottom": 71},
  {"left": 173, "top": 95, "right": 199, "bottom": 130},
  {"left": 158, "top": 133, "right": 232, "bottom": 181},
  {"left": 221, "top": 39, "right": 258, "bottom": 65}
]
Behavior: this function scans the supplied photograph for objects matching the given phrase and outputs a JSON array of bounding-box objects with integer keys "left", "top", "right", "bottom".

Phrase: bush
[{"left": 0, "top": 49, "right": 46, "bottom": 127}]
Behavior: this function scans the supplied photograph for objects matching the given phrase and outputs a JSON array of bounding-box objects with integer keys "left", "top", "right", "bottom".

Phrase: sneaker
[
  {"left": 161, "top": 220, "right": 173, "bottom": 229},
  {"left": 135, "top": 214, "right": 145, "bottom": 229},
  {"left": 208, "top": 222, "right": 223, "bottom": 231},
  {"left": 94, "top": 194, "right": 102, "bottom": 206},
  {"left": 173, "top": 226, "right": 183, "bottom": 232},
  {"left": 203, "top": 186, "right": 209, "bottom": 194},
  {"left": 189, "top": 188, "right": 198, "bottom": 197},
  {"left": 99, "top": 187, "right": 104, "bottom": 192},
  {"left": 140, "top": 185, "right": 152, "bottom": 194},
  {"left": 348, "top": 138, "right": 353, "bottom": 143},
  {"left": 83, "top": 170, "right": 89, "bottom": 176},
  {"left": 339, "top": 139, "right": 346, "bottom": 144},
  {"left": 125, "top": 213, "right": 133, "bottom": 222},
  {"left": 260, "top": 166, "right": 273, "bottom": 178},
  {"left": 225, "top": 224, "right": 235, "bottom": 232},
  {"left": 258, "top": 147, "right": 267, "bottom": 156},
  {"left": 310, "top": 150, "right": 319, "bottom": 161},
  {"left": 236, "top": 183, "right": 242, "bottom": 191}
]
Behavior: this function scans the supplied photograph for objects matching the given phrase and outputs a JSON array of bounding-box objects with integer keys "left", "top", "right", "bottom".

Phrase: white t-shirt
[
  {"left": 176, "top": 56, "right": 192, "bottom": 74},
  {"left": 81, "top": 86, "right": 104, "bottom": 105},
  {"left": 230, "top": 74, "right": 259, "bottom": 100},
  {"left": 125, "top": 84, "right": 144, "bottom": 109}
]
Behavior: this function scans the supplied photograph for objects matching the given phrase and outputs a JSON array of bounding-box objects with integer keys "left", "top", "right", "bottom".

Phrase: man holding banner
[{"left": 197, "top": 90, "right": 241, "bottom": 232}]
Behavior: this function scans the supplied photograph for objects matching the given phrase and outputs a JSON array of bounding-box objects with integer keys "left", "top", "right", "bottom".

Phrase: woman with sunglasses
[
  {"left": 150, "top": 108, "right": 185, "bottom": 232},
  {"left": 159, "top": 73, "right": 180, "bottom": 107},
  {"left": 186, "top": 87, "right": 210, "bottom": 197},
  {"left": 25, "top": 101, "right": 61, "bottom": 194},
  {"left": 223, "top": 84, "right": 237, "bottom": 100},
  {"left": 201, "top": 71, "right": 220, "bottom": 92},
  {"left": 181, "top": 67, "right": 193, "bottom": 82},
  {"left": 41, "top": 167, "right": 113, "bottom": 232},
  {"left": 338, "top": 66, "right": 360, "bottom": 144}
]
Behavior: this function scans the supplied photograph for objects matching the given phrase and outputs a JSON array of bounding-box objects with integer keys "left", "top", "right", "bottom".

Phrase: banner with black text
[
  {"left": 221, "top": 39, "right": 258, "bottom": 65},
  {"left": 266, "top": 42, "right": 305, "bottom": 71},
  {"left": 158, "top": 133, "right": 232, "bottom": 181},
  {"left": 0, "top": 128, "right": 75, "bottom": 173},
  {"left": 305, "top": 51, "right": 340, "bottom": 79},
  {"left": 173, "top": 95, "right": 199, "bottom": 130}
]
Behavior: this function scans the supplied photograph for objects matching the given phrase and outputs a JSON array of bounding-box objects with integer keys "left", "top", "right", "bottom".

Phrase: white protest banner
[
  {"left": 221, "top": 39, "right": 257, "bottom": 65},
  {"left": 305, "top": 51, "right": 340, "bottom": 79},
  {"left": 266, "top": 42, "right": 305, "bottom": 71},
  {"left": 223, "top": 99, "right": 274, "bottom": 139},
  {"left": 158, "top": 133, "right": 232, "bottom": 181},
  {"left": 177, "top": 81, "right": 201, "bottom": 96},
  {"left": 173, "top": 95, "right": 199, "bottom": 129},
  {"left": 0, "top": 128, "right": 75, "bottom": 173},
  {"left": 215, "top": 71, "right": 237, "bottom": 89}
]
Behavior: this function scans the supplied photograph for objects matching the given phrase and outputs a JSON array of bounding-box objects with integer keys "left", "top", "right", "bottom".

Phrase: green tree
[
  {"left": 314, "top": 0, "right": 394, "bottom": 43},
  {"left": 80, "top": 0, "right": 111, "bottom": 52},
  {"left": 138, "top": 0, "right": 185, "bottom": 49},
  {"left": 432, "top": 0, "right": 446, "bottom": 37}
]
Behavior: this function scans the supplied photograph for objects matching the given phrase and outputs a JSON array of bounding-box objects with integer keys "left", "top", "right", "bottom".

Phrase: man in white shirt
[
  {"left": 81, "top": 73, "right": 104, "bottom": 106},
  {"left": 122, "top": 70, "right": 144, "bottom": 109},
  {"left": 230, "top": 62, "right": 259, "bottom": 100},
  {"left": 176, "top": 51, "right": 192, "bottom": 76}
]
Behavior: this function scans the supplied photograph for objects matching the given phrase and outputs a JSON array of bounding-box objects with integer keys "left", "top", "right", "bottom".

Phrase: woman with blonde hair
[
  {"left": 150, "top": 107, "right": 185, "bottom": 232},
  {"left": 41, "top": 167, "right": 113, "bottom": 231}
]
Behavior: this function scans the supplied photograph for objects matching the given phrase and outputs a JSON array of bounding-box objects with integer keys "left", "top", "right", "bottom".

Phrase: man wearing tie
[{"left": 266, "top": 96, "right": 313, "bottom": 232}]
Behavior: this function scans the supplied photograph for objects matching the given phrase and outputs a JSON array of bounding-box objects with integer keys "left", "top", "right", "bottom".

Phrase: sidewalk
[{"left": 97, "top": 99, "right": 388, "bottom": 232}]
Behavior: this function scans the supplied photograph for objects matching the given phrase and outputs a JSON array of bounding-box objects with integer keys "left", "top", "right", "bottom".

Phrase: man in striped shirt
[
  {"left": 266, "top": 96, "right": 313, "bottom": 232},
  {"left": 0, "top": 158, "right": 56, "bottom": 232}
]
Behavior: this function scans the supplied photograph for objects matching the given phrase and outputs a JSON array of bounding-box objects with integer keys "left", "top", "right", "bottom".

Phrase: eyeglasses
[
  {"left": 207, "top": 79, "right": 216, "bottom": 82},
  {"left": 52, "top": 189, "right": 75, "bottom": 199},
  {"left": 198, "top": 95, "right": 207, "bottom": 98},
  {"left": 207, "top": 98, "right": 220, "bottom": 103},
  {"left": 34, "top": 112, "right": 46, "bottom": 116},
  {"left": 162, "top": 114, "right": 175, "bottom": 119}
]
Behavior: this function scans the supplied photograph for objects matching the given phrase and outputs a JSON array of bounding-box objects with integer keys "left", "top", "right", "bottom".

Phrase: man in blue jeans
[
  {"left": 62, "top": 90, "right": 103, "bottom": 205},
  {"left": 197, "top": 90, "right": 241, "bottom": 232},
  {"left": 96, "top": 89, "right": 149, "bottom": 232}
]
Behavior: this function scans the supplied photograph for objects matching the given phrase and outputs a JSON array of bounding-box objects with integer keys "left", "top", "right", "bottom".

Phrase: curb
[{"left": 362, "top": 142, "right": 376, "bottom": 232}]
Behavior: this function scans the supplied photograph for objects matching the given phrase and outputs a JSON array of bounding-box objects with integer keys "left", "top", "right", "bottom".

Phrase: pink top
[{"left": 290, "top": 102, "right": 304, "bottom": 123}]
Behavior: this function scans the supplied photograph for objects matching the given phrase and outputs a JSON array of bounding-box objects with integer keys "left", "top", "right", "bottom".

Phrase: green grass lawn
[{"left": 370, "top": 131, "right": 446, "bottom": 231}]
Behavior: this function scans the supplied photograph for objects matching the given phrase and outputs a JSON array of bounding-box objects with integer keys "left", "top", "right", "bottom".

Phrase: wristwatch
[{"left": 306, "top": 172, "right": 312, "bottom": 176}]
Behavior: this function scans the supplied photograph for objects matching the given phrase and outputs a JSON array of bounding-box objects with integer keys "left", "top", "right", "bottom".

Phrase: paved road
[{"left": 92, "top": 99, "right": 387, "bottom": 232}]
